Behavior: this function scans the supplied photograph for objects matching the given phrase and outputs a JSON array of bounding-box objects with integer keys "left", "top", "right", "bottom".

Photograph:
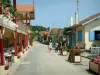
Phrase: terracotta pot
[
  {"left": 17, "top": 53, "right": 21, "bottom": 59},
  {"left": 5, "top": 65, "right": 9, "bottom": 70}
]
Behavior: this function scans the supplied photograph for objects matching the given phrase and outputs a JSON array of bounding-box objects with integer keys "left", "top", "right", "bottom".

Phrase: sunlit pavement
[{"left": 13, "top": 42, "right": 94, "bottom": 75}]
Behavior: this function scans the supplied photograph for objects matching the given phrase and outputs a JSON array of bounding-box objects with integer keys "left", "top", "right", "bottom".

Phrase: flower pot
[
  {"left": 63, "top": 51, "right": 67, "bottom": 55},
  {"left": 74, "top": 56, "right": 81, "bottom": 63},
  {"left": 5, "top": 65, "right": 9, "bottom": 70},
  {"left": 89, "top": 61, "right": 100, "bottom": 74},
  {"left": 17, "top": 53, "right": 21, "bottom": 59}
]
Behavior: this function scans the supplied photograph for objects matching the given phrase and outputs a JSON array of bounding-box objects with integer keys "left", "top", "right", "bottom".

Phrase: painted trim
[
  {"left": 89, "top": 30, "right": 94, "bottom": 41},
  {"left": 82, "top": 16, "right": 100, "bottom": 26},
  {"left": 78, "top": 30, "right": 82, "bottom": 41}
]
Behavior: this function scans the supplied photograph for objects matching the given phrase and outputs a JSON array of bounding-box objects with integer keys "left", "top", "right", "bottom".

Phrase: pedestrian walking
[{"left": 48, "top": 41, "right": 52, "bottom": 52}]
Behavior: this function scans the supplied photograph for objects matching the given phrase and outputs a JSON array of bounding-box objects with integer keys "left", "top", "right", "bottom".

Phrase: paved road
[{"left": 13, "top": 42, "right": 95, "bottom": 75}]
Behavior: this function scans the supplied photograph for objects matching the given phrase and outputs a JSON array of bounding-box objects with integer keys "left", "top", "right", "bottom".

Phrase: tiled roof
[
  {"left": 71, "top": 13, "right": 100, "bottom": 28},
  {"left": 47, "top": 32, "right": 50, "bottom": 37},
  {"left": 16, "top": 4, "right": 34, "bottom": 12},
  {"left": 51, "top": 28, "right": 60, "bottom": 34},
  {"left": 40, "top": 31, "right": 47, "bottom": 37}
]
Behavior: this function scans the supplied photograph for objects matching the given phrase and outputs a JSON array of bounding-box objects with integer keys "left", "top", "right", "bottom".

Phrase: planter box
[
  {"left": 74, "top": 56, "right": 81, "bottom": 63},
  {"left": 63, "top": 51, "right": 67, "bottom": 55},
  {"left": 89, "top": 61, "right": 100, "bottom": 74},
  {"left": 5, "top": 65, "right": 9, "bottom": 70}
]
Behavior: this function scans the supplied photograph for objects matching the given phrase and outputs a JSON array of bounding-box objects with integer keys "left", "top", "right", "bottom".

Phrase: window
[
  {"left": 89, "top": 30, "right": 94, "bottom": 41},
  {"left": 78, "top": 30, "right": 82, "bottom": 41}
]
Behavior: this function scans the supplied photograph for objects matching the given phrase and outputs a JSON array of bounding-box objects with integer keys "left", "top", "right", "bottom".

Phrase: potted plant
[
  {"left": 89, "top": 56, "right": 100, "bottom": 74},
  {"left": 62, "top": 46, "right": 68, "bottom": 55},
  {"left": 68, "top": 49, "right": 81, "bottom": 63},
  {"left": 5, "top": 65, "right": 9, "bottom": 70}
]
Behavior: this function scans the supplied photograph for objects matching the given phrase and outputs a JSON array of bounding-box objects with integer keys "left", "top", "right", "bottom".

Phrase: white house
[{"left": 67, "top": 13, "right": 100, "bottom": 51}]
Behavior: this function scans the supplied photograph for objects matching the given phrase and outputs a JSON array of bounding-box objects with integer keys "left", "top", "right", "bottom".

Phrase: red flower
[{"left": 71, "top": 50, "right": 80, "bottom": 55}]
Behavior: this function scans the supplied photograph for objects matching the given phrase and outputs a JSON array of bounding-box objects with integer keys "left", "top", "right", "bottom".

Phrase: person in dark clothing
[{"left": 59, "top": 41, "right": 63, "bottom": 55}]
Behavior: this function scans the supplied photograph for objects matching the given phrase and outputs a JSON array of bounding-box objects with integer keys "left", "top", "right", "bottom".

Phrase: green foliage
[
  {"left": 14, "top": 11, "right": 19, "bottom": 17},
  {"left": 9, "top": 7, "right": 19, "bottom": 17},
  {"left": 9, "top": 7, "right": 14, "bottom": 12},
  {"left": 29, "top": 25, "right": 33, "bottom": 31},
  {"left": 2, "top": 0, "right": 10, "bottom": 8},
  {"left": 31, "top": 25, "right": 47, "bottom": 31},
  {"left": 2, "top": 0, "right": 19, "bottom": 17},
  {"left": 29, "top": 31, "right": 36, "bottom": 46},
  {"left": 47, "top": 27, "right": 50, "bottom": 31},
  {"left": 63, "top": 27, "right": 68, "bottom": 35}
]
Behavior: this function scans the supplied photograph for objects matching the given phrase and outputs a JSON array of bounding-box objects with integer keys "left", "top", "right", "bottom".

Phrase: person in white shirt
[{"left": 48, "top": 42, "right": 52, "bottom": 52}]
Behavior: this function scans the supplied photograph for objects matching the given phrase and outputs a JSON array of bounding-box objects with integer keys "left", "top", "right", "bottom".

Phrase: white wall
[{"left": 85, "top": 18, "right": 100, "bottom": 49}]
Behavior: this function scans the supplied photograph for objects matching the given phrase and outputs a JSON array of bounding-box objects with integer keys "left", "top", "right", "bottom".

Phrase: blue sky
[{"left": 16, "top": 0, "right": 100, "bottom": 28}]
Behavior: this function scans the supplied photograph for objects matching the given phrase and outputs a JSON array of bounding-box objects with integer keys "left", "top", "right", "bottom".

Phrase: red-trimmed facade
[{"left": 0, "top": 0, "right": 34, "bottom": 72}]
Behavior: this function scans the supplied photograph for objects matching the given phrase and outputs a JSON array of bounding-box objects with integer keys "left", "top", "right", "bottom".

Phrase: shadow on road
[{"left": 86, "top": 69, "right": 98, "bottom": 75}]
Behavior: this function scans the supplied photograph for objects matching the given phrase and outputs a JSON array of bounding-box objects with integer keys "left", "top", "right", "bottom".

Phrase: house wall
[
  {"left": 9, "top": 36, "right": 14, "bottom": 45},
  {"left": 76, "top": 26, "right": 85, "bottom": 48},
  {"left": 71, "top": 30, "right": 76, "bottom": 47},
  {"left": 85, "top": 18, "right": 100, "bottom": 49},
  {"left": 4, "top": 29, "right": 14, "bottom": 47}
]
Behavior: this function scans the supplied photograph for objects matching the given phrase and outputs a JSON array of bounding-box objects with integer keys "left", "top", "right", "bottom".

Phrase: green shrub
[{"left": 29, "top": 32, "right": 35, "bottom": 46}]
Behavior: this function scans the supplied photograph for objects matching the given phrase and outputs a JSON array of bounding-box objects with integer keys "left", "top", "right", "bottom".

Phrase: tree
[
  {"left": 29, "top": 31, "right": 36, "bottom": 46},
  {"left": 63, "top": 27, "right": 68, "bottom": 35},
  {"left": 46, "top": 27, "right": 50, "bottom": 31},
  {"left": 31, "top": 25, "right": 47, "bottom": 31}
]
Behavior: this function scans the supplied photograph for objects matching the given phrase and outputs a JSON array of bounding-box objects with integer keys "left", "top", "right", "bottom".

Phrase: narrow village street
[
  {"left": 12, "top": 42, "right": 95, "bottom": 75},
  {"left": 0, "top": 0, "right": 100, "bottom": 75}
]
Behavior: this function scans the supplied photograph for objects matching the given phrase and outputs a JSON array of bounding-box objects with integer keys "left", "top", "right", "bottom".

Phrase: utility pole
[
  {"left": 77, "top": 0, "right": 79, "bottom": 13},
  {"left": 75, "top": 0, "right": 79, "bottom": 24}
]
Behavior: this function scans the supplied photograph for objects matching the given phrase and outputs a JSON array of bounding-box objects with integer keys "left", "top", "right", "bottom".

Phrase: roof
[
  {"left": 16, "top": 4, "right": 35, "bottom": 20},
  {"left": 40, "top": 31, "right": 47, "bottom": 37},
  {"left": 16, "top": 4, "right": 34, "bottom": 12},
  {"left": 47, "top": 32, "right": 50, "bottom": 37},
  {"left": 50, "top": 28, "right": 60, "bottom": 35},
  {"left": 58, "top": 29, "right": 63, "bottom": 36},
  {"left": 70, "top": 13, "right": 100, "bottom": 28}
]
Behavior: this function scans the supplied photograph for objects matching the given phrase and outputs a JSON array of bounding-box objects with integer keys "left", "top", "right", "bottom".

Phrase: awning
[{"left": 0, "top": 15, "right": 19, "bottom": 31}]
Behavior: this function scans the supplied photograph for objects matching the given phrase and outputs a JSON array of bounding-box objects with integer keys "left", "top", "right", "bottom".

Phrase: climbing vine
[
  {"left": 9, "top": 7, "right": 19, "bottom": 17},
  {"left": 2, "top": 0, "right": 10, "bottom": 9},
  {"left": 2, "top": 0, "right": 19, "bottom": 17}
]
